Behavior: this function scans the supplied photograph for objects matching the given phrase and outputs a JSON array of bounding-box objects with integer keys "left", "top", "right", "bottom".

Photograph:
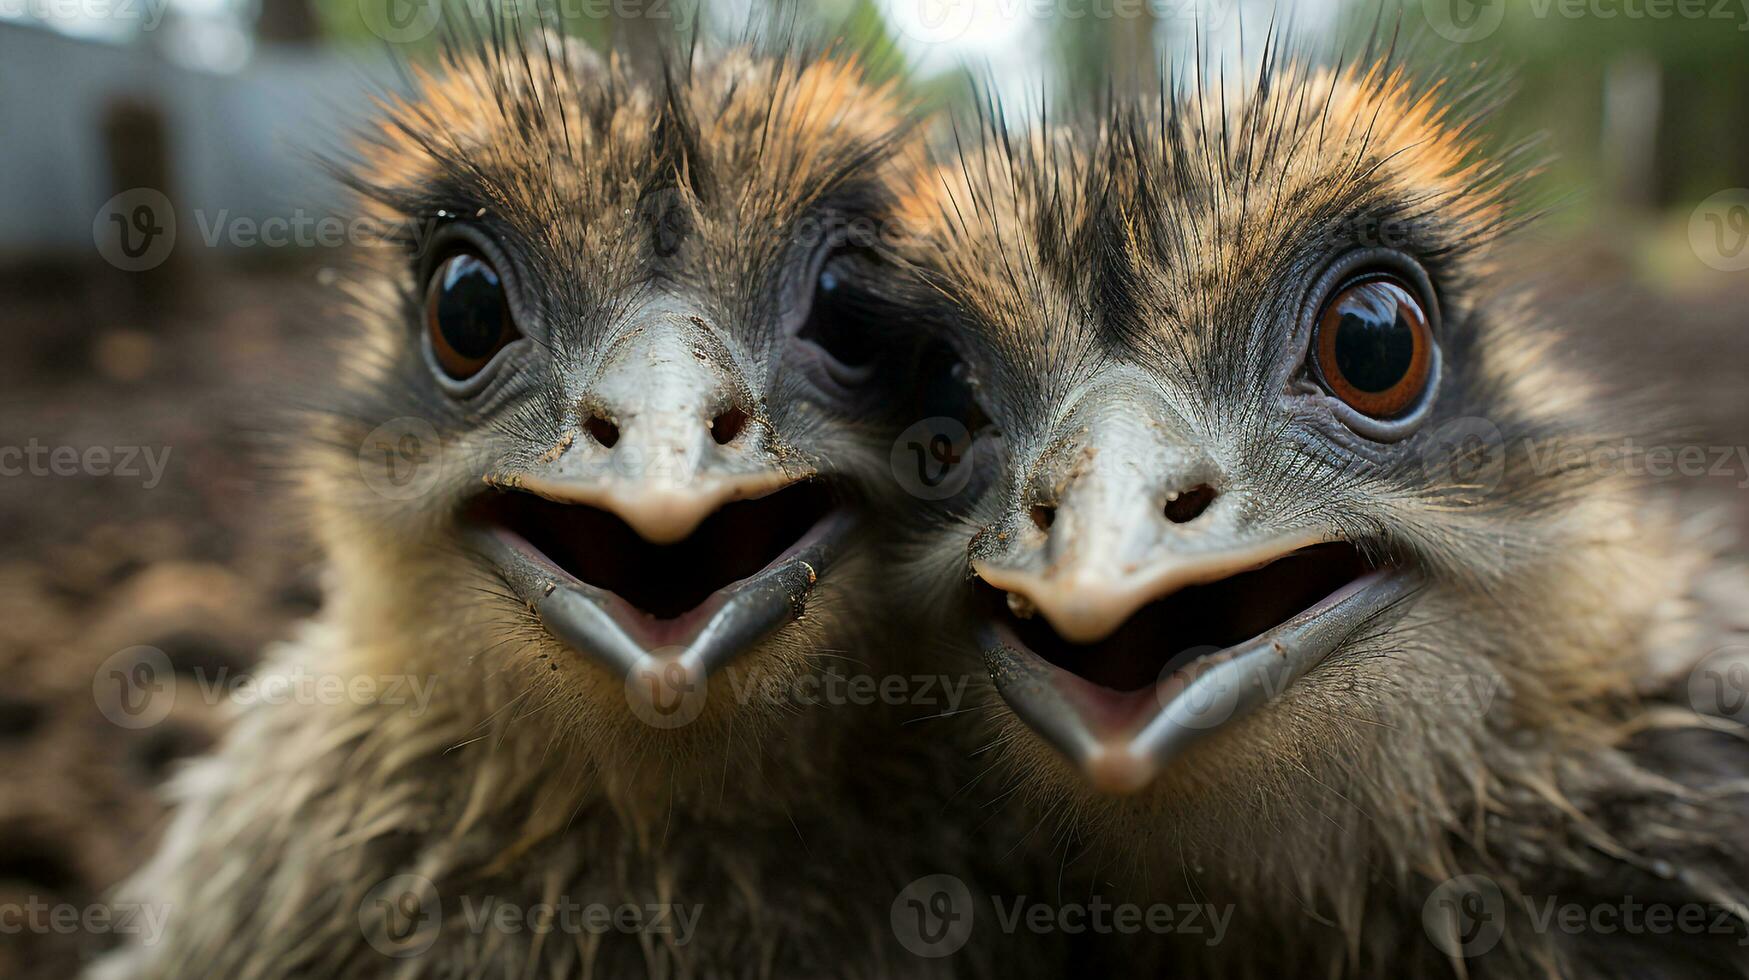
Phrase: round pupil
[
  {"left": 1330, "top": 280, "right": 1416, "bottom": 393},
  {"left": 435, "top": 255, "right": 505, "bottom": 359},
  {"left": 800, "top": 253, "right": 876, "bottom": 367}
]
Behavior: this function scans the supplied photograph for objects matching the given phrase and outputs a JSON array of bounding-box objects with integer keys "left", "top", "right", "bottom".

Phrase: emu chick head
[
  {"left": 305, "top": 37, "right": 913, "bottom": 801},
  {"left": 888, "top": 58, "right": 1703, "bottom": 895}
]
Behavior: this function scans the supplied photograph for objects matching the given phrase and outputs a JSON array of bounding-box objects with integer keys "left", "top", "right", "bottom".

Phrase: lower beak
[
  {"left": 978, "top": 554, "right": 1423, "bottom": 794},
  {"left": 461, "top": 480, "right": 856, "bottom": 705}
]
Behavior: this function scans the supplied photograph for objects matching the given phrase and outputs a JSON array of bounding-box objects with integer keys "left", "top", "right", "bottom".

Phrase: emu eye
[
  {"left": 797, "top": 248, "right": 879, "bottom": 369},
  {"left": 914, "top": 342, "right": 993, "bottom": 439},
  {"left": 425, "top": 251, "right": 517, "bottom": 380},
  {"left": 1312, "top": 275, "right": 1434, "bottom": 419}
]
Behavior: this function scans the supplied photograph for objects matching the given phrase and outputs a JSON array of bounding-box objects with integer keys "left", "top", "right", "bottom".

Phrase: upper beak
[
  {"left": 463, "top": 301, "right": 854, "bottom": 702},
  {"left": 969, "top": 372, "right": 1420, "bottom": 792},
  {"left": 502, "top": 303, "right": 809, "bottom": 544}
]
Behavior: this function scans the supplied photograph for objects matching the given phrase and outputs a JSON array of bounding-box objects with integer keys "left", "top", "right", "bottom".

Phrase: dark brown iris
[
  {"left": 426, "top": 251, "right": 517, "bottom": 380},
  {"left": 1313, "top": 276, "right": 1433, "bottom": 419}
]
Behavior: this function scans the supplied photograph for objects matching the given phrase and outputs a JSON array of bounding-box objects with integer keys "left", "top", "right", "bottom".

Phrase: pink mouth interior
[
  {"left": 467, "top": 480, "right": 835, "bottom": 623},
  {"left": 984, "top": 542, "right": 1377, "bottom": 694}
]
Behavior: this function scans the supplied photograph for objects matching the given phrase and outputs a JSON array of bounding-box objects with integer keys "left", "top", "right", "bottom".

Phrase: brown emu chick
[
  {"left": 91, "top": 34, "right": 1035, "bottom": 980},
  {"left": 890, "top": 53, "right": 1749, "bottom": 978}
]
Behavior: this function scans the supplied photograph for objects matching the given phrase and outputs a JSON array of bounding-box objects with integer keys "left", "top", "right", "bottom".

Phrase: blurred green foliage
[{"left": 312, "top": 0, "right": 1747, "bottom": 213}]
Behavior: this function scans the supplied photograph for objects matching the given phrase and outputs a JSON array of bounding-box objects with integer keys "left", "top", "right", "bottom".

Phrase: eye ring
[
  {"left": 785, "top": 237, "right": 885, "bottom": 403},
  {"left": 1300, "top": 249, "right": 1442, "bottom": 440},
  {"left": 416, "top": 226, "right": 526, "bottom": 392}
]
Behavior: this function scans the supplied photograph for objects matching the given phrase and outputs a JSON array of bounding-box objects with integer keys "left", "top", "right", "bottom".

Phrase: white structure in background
[{"left": 0, "top": 19, "right": 389, "bottom": 254}]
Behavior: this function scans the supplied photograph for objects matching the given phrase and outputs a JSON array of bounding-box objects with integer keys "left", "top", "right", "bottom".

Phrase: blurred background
[{"left": 1, "top": 0, "right": 1745, "bottom": 974}]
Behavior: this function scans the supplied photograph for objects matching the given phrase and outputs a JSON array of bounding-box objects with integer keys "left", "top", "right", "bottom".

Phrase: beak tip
[
  {"left": 1082, "top": 743, "right": 1157, "bottom": 795},
  {"left": 620, "top": 506, "right": 706, "bottom": 545},
  {"left": 1034, "top": 592, "right": 1128, "bottom": 644},
  {"left": 598, "top": 485, "right": 723, "bottom": 544}
]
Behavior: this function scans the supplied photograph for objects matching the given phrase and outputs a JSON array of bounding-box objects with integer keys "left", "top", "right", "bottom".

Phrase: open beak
[
  {"left": 459, "top": 302, "right": 857, "bottom": 703},
  {"left": 969, "top": 378, "right": 1423, "bottom": 793}
]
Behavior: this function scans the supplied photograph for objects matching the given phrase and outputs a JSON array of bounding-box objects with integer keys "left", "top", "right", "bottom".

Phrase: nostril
[
  {"left": 710, "top": 407, "right": 748, "bottom": 445},
  {"left": 1164, "top": 483, "right": 1217, "bottom": 524},
  {"left": 1029, "top": 504, "right": 1056, "bottom": 532},
  {"left": 584, "top": 415, "right": 620, "bottom": 449}
]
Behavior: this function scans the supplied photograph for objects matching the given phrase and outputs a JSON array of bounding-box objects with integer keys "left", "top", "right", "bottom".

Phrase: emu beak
[
  {"left": 461, "top": 299, "right": 856, "bottom": 702},
  {"left": 969, "top": 374, "right": 1422, "bottom": 793}
]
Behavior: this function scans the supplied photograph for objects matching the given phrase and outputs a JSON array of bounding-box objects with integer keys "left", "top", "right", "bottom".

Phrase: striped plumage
[
  {"left": 884, "top": 37, "right": 1749, "bottom": 979},
  {"left": 91, "top": 30, "right": 1056, "bottom": 980}
]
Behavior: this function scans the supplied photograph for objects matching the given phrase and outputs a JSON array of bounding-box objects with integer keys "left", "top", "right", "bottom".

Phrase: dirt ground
[{"left": 0, "top": 231, "right": 1745, "bottom": 976}]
